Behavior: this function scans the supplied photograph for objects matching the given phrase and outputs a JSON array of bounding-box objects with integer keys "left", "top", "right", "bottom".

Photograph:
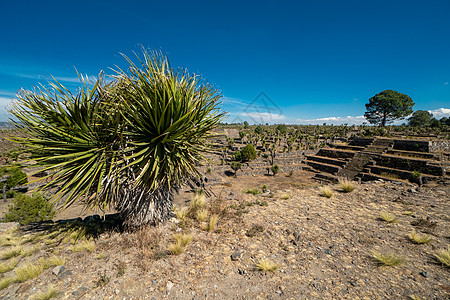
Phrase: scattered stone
[
  {"left": 349, "top": 281, "right": 358, "bottom": 287},
  {"left": 324, "top": 248, "right": 332, "bottom": 255},
  {"left": 408, "top": 188, "right": 417, "bottom": 193},
  {"left": 72, "top": 286, "right": 88, "bottom": 296},
  {"left": 58, "top": 269, "right": 73, "bottom": 280},
  {"left": 419, "top": 271, "right": 429, "bottom": 278},
  {"left": 231, "top": 252, "right": 242, "bottom": 261},
  {"left": 167, "top": 281, "right": 174, "bottom": 292},
  {"left": 238, "top": 268, "right": 245, "bottom": 275},
  {"left": 52, "top": 265, "right": 65, "bottom": 276}
]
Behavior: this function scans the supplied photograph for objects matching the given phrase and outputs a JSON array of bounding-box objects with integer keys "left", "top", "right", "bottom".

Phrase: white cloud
[
  {"left": 296, "top": 115, "right": 366, "bottom": 125},
  {"left": 240, "top": 112, "right": 286, "bottom": 123},
  {"left": 0, "top": 96, "right": 14, "bottom": 106},
  {"left": 428, "top": 108, "right": 450, "bottom": 118},
  {"left": 221, "top": 96, "right": 250, "bottom": 107},
  {"left": 444, "top": 82, "right": 448, "bottom": 85}
]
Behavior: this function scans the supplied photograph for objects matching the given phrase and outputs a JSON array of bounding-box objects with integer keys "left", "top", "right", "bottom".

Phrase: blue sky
[{"left": 1, "top": 0, "right": 449, "bottom": 124}]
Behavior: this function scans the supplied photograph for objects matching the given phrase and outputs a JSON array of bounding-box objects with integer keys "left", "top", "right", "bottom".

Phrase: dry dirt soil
[{"left": 0, "top": 170, "right": 448, "bottom": 299}]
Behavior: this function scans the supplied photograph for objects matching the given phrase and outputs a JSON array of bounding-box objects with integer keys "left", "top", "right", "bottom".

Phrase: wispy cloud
[
  {"left": 1, "top": 69, "right": 97, "bottom": 84},
  {"left": 240, "top": 112, "right": 286, "bottom": 123},
  {"left": 428, "top": 108, "right": 450, "bottom": 118},
  {"left": 296, "top": 115, "right": 366, "bottom": 125},
  {"left": 444, "top": 82, "right": 448, "bottom": 85},
  {"left": 0, "top": 90, "right": 16, "bottom": 98},
  {"left": 221, "top": 96, "right": 250, "bottom": 107}
]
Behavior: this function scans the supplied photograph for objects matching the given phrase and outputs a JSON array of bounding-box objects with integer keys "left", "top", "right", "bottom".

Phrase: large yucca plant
[{"left": 9, "top": 49, "right": 225, "bottom": 226}]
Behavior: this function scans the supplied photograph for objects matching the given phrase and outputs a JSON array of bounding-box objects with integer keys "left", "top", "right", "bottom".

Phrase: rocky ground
[{"left": 0, "top": 170, "right": 448, "bottom": 299}]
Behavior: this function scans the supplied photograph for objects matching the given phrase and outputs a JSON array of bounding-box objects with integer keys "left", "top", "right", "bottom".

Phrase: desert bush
[
  {"left": 0, "top": 190, "right": 17, "bottom": 199},
  {"left": 240, "top": 144, "right": 256, "bottom": 162},
  {"left": 0, "top": 167, "right": 28, "bottom": 190},
  {"left": 245, "top": 189, "right": 262, "bottom": 195},
  {"left": 271, "top": 164, "right": 280, "bottom": 176},
  {"left": 230, "top": 161, "right": 242, "bottom": 177},
  {"left": 2, "top": 193, "right": 56, "bottom": 225},
  {"left": 411, "top": 171, "right": 422, "bottom": 178}
]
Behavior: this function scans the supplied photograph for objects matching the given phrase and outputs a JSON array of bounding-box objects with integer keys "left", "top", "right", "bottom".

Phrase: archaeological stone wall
[{"left": 429, "top": 140, "right": 450, "bottom": 152}]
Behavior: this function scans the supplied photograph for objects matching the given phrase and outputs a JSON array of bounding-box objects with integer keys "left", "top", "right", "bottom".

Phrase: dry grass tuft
[
  {"left": 190, "top": 192, "right": 206, "bottom": 210},
  {"left": 21, "top": 246, "right": 39, "bottom": 258},
  {"left": 31, "top": 284, "right": 59, "bottom": 300},
  {"left": 196, "top": 208, "right": 208, "bottom": 222},
  {"left": 0, "top": 232, "right": 20, "bottom": 247},
  {"left": 70, "top": 240, "right": 95, "bottom": 253},
  {"left": 255, "top": 258, "right": 279, "bottom": 272},
  {"left": 0, "top": 277, "right": 12, "bottom": 290},
  {"left": 203, "top": 214, "right": 219, "bottom": 232},
  {"left": 0, "top": 246, "right": 23, "bottom": 260},
  {"left": 0, "top": 258, "right": 19, "bottom": 274},
  {"left": 173, "top": 233, "right": 193, "bottom": 247},
  {"left": 175, "top": 207, "right": 188, "bottom": 225},
  {"left": 339, "top": 179, "right": 355, "bottom": 193},
  {"left": 319, "top": 186, "right": 333, "bottom": 198},
  {"left": 434, "top": 247, "right": 449, "bottom": 267},
  {"left": 168, "top": 233, "right": 193, "bottom": 255},
  {"left": 14, "top": 262, "right": 45, "bottom": 282},
  {"left": 379, "top": 212, "right": 398, "bottom": 223},
  {"left": 167, "top": 242, "right": 184, "bottom": 255},
  {"left": 371, "top": 250, "right": 405, "bottom": 266},
  {"left": 39, "top": 255, "right": 66, "bottom": 268},
  {"left": 407, "top": 231, "right": 431, "bottom": 244}
]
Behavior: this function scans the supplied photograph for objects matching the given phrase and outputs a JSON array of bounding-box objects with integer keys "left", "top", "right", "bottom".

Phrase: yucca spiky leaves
[
  {"left": 9, "top": 72, "right": 122, "bottom": 211},
  {"left": 9, "top": 49, "right": 225, "bottom": 226}
]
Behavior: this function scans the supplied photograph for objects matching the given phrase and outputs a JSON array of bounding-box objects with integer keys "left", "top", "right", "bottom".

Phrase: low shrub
[
  {"left": 271, "top": 164, "right": 280, "bottom": 176},
  {"left": 245, "top": 189, "right": 262, "bottom": 195},
  {"left": 2, "top": 193, "right": 56, "bottom": 225},
  {"left": 0, "top": 167, "right": 28, "bottom": 190}
]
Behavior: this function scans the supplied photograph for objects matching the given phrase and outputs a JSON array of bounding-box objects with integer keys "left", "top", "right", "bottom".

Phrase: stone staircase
[{"left": 336, "top": 138, "right": 394, "bottom": 180}]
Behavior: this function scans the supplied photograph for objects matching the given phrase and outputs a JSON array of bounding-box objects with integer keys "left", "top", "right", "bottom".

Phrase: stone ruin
[
  {"left": 203, "top": 132, "right": 449, "bottom": 186},
  {"left": 305, "top": 137, "right": 450, "bottom": 185}
]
